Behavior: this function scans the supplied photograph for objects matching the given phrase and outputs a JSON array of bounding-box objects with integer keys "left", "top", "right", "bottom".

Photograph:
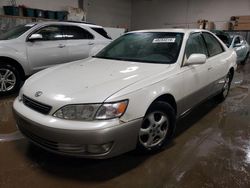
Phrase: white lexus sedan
[{"left": 13, "top": 29, "right": 237, "bottom": 159}]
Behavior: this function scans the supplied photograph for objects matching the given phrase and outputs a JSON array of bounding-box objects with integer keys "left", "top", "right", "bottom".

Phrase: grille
[{"left": 23, "top": 95, "right": 52, "bottom": 115}]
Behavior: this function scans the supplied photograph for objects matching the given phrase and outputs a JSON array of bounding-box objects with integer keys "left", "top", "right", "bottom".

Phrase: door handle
[
  {"left": 58, "top": 44, "right": 66, "bottom": 48},
  {"left": 208, "top": 67, "right": 213, "bottom": 70},
  {"left": 88, "top": 42, "right": 94, "bottom": 45}
]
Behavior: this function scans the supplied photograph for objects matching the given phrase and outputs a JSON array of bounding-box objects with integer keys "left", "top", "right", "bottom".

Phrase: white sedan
[{"left": 13, "top": 29, "right": 237, "bottom": 159}]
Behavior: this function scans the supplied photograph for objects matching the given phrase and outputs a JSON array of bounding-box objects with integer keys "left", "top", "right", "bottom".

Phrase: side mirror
[
  {"left": 185, "top": 54, "right": 206, "bottom": 65},
  {"left": 28, "top": 34, "right": 43, "bottom": 42}
]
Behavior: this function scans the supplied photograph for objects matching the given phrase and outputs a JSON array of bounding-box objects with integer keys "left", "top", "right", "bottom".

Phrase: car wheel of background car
[
  {"left": 241, "top": 52, "right": 249, "bottom": 65},
  {"left": 216, "top": 72, "right": 232, "bottom": 102},
  {"left": 0, "top": 63, "right": 21, "bottom": 96},
  {"left": 137, "top": 101, "right": 176, "bottom": 153}
]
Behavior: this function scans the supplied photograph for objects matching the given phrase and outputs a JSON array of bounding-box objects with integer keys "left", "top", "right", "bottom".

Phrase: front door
[
  {"left": 180, "top": 32, "right": 210, "bottom": 113},
  {"left": 26, "top": 25, "right": 69, "bottom": 73}
]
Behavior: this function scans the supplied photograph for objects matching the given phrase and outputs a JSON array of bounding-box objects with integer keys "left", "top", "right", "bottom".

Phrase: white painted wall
[
  {"left": 131, "top": 0, "right": 250, "bottom": 30},
  {"left": 84, "top": 0, "right": 131, "bottom": 29}
]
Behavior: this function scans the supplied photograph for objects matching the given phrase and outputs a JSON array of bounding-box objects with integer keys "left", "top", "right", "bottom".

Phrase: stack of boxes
[
  {"left": 231, "top": 16, "right": 250, "bottom": 30},
  {"left": 197, "top": 19, "right": 215, "bottom": 30}
]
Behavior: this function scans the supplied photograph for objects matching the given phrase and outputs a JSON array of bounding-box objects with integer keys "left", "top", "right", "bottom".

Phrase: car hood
[
  {"left": 23, "top": 58, "right": 170, "bottom": 106},
  {"left": 0, "top": 39, "right": 16, "bottom": 44}
]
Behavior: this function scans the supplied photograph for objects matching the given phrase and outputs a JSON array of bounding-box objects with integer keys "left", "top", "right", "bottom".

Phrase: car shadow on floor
[
  {"left": 175, "top": 98, "right": 219, "bottom": 137},
  {"left": 22, "top": 98, "right": 220, "bottom": 182}
]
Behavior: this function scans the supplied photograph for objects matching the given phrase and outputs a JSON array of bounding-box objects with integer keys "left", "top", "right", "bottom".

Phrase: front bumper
[{"left": 13, "top": 98, "right": 142, "bottom": 159}]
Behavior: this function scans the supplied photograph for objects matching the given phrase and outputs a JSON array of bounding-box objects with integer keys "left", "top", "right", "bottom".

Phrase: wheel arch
[
  {"left": 0, "top": 56, "right": 25, "bottom": 80},
  {"left": 148, "top": 93, "right": 177, "bottom": 115},
  {"left": 229, "top": 67, "right": 234, "bottom": 80}
]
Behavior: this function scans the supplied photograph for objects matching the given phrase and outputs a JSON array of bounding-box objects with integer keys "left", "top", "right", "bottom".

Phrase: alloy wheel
[
  {"left": 139, "top": 111, "right": 169, "bottom": 148},
  {"left": 0, "top": 68, "right": 16, "bottom": 92}
]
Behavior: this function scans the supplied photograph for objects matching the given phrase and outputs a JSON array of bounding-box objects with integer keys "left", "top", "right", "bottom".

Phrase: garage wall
[
  {"left": 131, "top": 0, "right": 250, "bottom": 30},
  {"left": 0, "top": 0, "right": 78, "bottom": 12},
  {"left": 0, "top": 0, "right": 132, "bottom": 29},
  {"left": 84, "top": 0, "right": 131, "bottom": 29}
]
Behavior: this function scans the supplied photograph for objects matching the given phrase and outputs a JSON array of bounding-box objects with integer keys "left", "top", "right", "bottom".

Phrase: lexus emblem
[{"left": 35, "top": 91, "right": 43, "bottom": 97}]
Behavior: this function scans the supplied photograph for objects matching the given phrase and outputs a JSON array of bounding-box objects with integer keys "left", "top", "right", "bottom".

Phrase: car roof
[
  {"left": 127, "top": 28, "right": 210, "bottom": 34},
  {"left": 32, "top": 21, "right": 103, "bottom": 28}
]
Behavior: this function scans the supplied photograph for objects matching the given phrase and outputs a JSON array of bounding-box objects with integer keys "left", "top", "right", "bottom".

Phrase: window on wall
[
  {"left": 202, "top": 32, "right": 224, "bottom": 57},
  {"left": 185, "top": 32, "right": 208, "bottom": 58},
  {"left": 62, "top": 26, "right": 94, "bottom": 40}
]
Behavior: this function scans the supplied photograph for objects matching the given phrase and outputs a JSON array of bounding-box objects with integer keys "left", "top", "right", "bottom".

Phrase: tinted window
[
  {"left": 202, "top": 32, "right": 224, "bottom": 57},
  {"left": 62, "top": 26, "right": 94, "bottom": 40},
  {"left": 216, "top": 34, "right": 230, "bottom": 47},
  {"left": 96, "top": 32, "right": 184, "bottom": 64},
  {"left": 234, "top": 37, "right": 240, "bottom": 45},
  {"left": 35, "top": 26, "right": 63, "bottom": 41},
  {"left": 185, "top": 33, "right": 208, "bottom": 58},
  {"left": 91, "top": 27, "right": 111, "bottom": 39}
]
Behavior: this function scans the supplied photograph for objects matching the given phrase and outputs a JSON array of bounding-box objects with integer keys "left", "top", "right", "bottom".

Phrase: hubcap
[
  {"left": 139, "top": 111, "right": 169, "bottom": 148},
  {"left": 222, "top": 75, "right": 230, "bottom": 98},
  {"left": 0, "top": 69, "right": 16, "bottom": 92}
]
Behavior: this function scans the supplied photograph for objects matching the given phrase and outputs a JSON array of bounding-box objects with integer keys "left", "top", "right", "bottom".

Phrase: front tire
[
  {"left": 0, "top": 63, "right": 21, "bottom": 96},
  {"left": 137, "top": 101, "right": 176, "bottom": 152}
]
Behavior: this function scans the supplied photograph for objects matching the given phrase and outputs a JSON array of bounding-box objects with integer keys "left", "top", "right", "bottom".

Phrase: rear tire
[
  {"left": 137, "top": 101, "right": 176, "bottom": 153},
  {"left": 0, "top": 63, "right": 21, "bottom": 96}
]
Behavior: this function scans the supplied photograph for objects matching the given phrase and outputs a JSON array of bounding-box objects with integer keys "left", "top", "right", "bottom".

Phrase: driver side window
[
  {"left": 234, "top": 37, "right": 241, "bottom": 46},
  {"left": 185, "top": 33, "right": 208, "bottom": 59},
  {"left": 34, "top": 25, "right": 64, "bottom": 41}
]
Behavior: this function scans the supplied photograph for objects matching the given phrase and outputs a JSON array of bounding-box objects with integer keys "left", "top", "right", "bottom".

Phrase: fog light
[{"left": 87, "top": 142, "right": 113, "bottom": 154}]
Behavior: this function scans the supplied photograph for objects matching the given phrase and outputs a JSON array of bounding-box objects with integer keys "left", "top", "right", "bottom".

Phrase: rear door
[
  {"left": 26, "top": 25, "right": 69, "bottom": 73},
  {"left": 62, "top": 25, "right": 94, "bottom": 62},
  {"left": 202, "top": 32, "right": 229, "bottom": 95}
]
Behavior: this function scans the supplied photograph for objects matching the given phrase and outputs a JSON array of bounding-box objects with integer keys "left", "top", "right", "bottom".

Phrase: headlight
[
  {"left": 95, "top": 100, "right": 128, "bottom": 120},
  {"left": 53, "top": 100, "right": 128, "bottom": 121}
]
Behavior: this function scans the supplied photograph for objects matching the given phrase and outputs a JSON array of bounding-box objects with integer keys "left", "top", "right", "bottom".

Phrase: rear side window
[
  {"left": 62, "top": 26, "right": 94, "bottom": 40},
  {"left": 91, "top": 27, "right": 111, "bottom": 39},
  {"left": 202, "top": 32, "right": 224, "bottom": 57},
  {"left": 185, "top": 33, "right": 208, "bottom": 58}
]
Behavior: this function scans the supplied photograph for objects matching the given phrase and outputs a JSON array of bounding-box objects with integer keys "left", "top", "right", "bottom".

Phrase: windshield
[
  {"left": 95, "top": 32, "right": 184, "bottom": 64},
  {"left": 0, "top": 24, "right": 35, "bottom": 40}
]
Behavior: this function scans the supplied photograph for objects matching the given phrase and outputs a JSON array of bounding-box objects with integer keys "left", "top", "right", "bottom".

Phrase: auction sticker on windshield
[{"left": 153, "top": 38, "right": 176, "bottom": 43}]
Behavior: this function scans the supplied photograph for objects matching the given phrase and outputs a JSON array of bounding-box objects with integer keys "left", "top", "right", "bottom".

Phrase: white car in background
[
  {"left": 0, "top": 21, "right": 111, "bottom": 95},
  {"left": 229, "top": 35, "right": 249, "bottom": 64},
  {"left": 13, "top": 29, "right": 237, "bottom": 159}
]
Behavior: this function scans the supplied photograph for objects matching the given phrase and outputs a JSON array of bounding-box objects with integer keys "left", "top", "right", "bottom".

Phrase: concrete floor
[{"left": 1, "top": 63, "right": 250, "bottom": 188}]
